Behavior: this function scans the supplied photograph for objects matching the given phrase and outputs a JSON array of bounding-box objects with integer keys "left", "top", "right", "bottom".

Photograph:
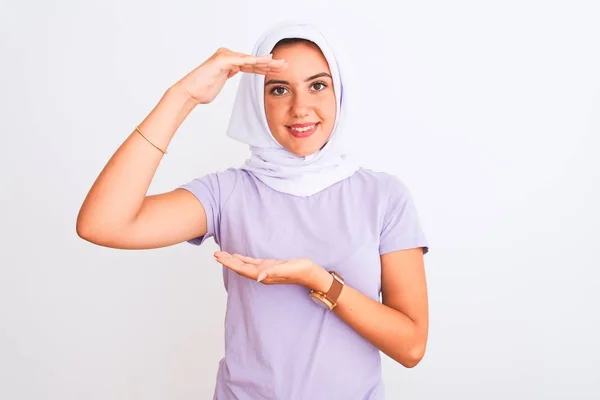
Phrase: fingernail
[{"left": 257, "top": 272, "right": 267, "bottom": 282}]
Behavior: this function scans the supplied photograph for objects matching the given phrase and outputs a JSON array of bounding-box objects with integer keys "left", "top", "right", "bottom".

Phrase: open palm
[{"left": 214, "top": 251, "right": 317, "bottom": 288}]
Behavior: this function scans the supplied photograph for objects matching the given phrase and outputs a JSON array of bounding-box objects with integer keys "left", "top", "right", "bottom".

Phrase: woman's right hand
[
  {"left": 77, "top": 48, "right": 285, "bottom": 250},
  {"left": 175, "top": 48, "right": 286, "bottom": 105}
]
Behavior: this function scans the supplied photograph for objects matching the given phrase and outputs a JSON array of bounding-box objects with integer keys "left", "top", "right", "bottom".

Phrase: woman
[{"left": 77, "top": 21, "right": 429, "bottom": 399}]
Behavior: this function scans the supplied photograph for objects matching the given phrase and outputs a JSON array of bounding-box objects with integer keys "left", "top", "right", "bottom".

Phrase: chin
[
  {"left": 284, "top": 143, "right": 323, "bottom": 157},
  {"left": 278, "top": 133, "right": 331, "bottom": 157},
  {"left": 290, "top": 149, "right": 315, "bottom": 157}
]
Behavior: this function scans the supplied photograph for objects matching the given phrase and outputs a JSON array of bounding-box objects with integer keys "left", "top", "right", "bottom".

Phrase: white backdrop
[{"left": 1, "top": 0, "right": 599, "bottom": 399}]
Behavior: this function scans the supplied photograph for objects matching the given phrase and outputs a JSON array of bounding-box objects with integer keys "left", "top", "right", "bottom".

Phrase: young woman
[{"left": 77, "top": 21, "right": 430, "bottom": 399}]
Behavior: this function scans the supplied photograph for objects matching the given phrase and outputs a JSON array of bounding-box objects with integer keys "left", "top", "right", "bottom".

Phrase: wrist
[
  {"left": 309, "top": 264, "right": 334, "bottom": 293},
  {"left": 166, "top": 82, "right": 199, "bottom": 112}
]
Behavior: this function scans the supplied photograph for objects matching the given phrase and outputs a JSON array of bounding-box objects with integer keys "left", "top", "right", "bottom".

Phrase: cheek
[
  {"left": 264, "top": 99, "right": 286, "bottom": 123},
  {"left": 318, "top": 96, "right": 337, "bottom": 126},
  {"left": 264, "top": 101, "right": 279, "bottom": 131}
]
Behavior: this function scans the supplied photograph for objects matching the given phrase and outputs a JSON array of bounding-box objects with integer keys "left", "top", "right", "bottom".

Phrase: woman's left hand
[{"left": 213, "top": 251, "right": 328, "bottom": 290}]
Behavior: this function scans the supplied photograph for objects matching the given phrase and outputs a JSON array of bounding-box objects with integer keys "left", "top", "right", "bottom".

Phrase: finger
[
  {"left": 233, "top": 58, "right": 285, "bottom": 72},
  {"left": 227, "top": 66, "right": 241, "bottom": 79},
  {"left": 223, "top": 54, "right": 274, "bottom": 68},
  {"left": 257, "top": 270, "right": 268, "bottom": 282},
  {"left": 230, "top": 51, "right": 274, "bottom": 63},
  {"left": 240, "top": 60, "right": 284, "bottom": 70},
  {"left": 215, "top": 48, "right": 284, "bottom": 67},
  {"left": 214, "top": 252, "right": 258, "bottom": 279},
  {"left": 221, "top": 259, "right": 257, "bottom": 279},
  {"left": 232, "top": 254, "right": 261, "bottom": 265},
  {"left": 263, "top": 59, "right": 286, "bottom": 69},
  {"left": 256, "top": 262, "right": 285, "bottom": 282},
  {"left": 239, "top": 62, "right": 285, "bottom": 75},
  {"left": 239, "top": 65, "right": 270, "bottom": 73}
]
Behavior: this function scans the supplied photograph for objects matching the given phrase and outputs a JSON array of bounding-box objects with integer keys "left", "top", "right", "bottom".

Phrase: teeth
[{"left": 290, "top": 124, "right": 316, "bottom": 132}]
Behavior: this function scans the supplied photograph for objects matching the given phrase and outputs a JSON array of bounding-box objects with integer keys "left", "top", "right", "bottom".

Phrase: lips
[{"left": 287, "top": 122, "right": 319, "bottom": 138}]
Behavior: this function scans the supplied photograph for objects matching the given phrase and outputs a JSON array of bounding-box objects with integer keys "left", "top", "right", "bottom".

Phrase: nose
[{"left": 289, "top": 92, "right": 310, "bottom": 118}]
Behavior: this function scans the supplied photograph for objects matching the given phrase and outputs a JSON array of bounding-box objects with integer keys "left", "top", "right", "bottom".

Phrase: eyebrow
[{"left": 264, "top": 72, "right": 332, "bottom": 86}]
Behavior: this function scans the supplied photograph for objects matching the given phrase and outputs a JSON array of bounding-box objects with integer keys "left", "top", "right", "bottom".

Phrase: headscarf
[{"left": 226, "top": 21, "right": 360, "bottom": 197}]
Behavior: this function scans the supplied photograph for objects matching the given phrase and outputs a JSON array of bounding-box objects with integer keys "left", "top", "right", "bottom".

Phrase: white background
[{"left": 1, "top": 0, "right": 599, "bottom": 399}]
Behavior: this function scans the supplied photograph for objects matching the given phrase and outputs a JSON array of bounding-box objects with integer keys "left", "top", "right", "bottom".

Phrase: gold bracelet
[{"left": 135, "top": 125, "right": 167, "bottom": 154}]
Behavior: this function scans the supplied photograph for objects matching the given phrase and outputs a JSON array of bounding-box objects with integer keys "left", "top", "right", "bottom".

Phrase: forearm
[
  {"left": 76, "top": 84, "right": 196, "bottom": 236},
  {"left": 312, "top": 269, "right": 427, "bottom": 368}
]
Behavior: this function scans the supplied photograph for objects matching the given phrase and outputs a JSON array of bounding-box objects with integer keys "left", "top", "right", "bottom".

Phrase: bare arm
[
  {"left": 76, "top": 85, "right": 206, "bottom": 249},
  {"left": 312, "top": 247, "right": 429, "bottom": 367},
  {"left": 212, "top": 246, "right": 430, "bottom": 367},
  {"left": 76, "top": 49, "right": 285, "bottom": 249}
]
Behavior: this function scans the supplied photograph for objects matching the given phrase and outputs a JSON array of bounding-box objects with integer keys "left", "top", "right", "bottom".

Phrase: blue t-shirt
[{"left": 179, "top": 167, "right": 428, "bottom": 399}]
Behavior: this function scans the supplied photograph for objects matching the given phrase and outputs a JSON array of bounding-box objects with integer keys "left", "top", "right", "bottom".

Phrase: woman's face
[{"left": 264, "top": 41, "right": 336, "bottom": 157}]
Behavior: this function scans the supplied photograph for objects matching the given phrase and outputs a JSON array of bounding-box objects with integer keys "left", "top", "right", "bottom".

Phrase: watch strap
[{"left": 325, "top": 271, "right": 344, "bottom": 306}]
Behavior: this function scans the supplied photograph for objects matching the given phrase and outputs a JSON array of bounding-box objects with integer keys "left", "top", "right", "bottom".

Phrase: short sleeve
[
  {"left": 379, "top": 176, "right": 429, "bottom": 255},
  {"left": 177, "top": 168, "right": 238, "bottom": 246}
]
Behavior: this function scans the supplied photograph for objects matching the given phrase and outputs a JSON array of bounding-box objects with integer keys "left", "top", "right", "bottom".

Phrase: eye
[
  {"left": 311, "top": 81, "right": 328, "bottom": 91},
  {"left": 270, "top": 86, "right": 288, "bottom": 96}
]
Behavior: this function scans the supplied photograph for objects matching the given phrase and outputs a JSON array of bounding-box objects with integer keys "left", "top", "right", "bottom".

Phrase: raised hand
[{"left": 176, "top": 47, "right": 286, "bottom": 105}]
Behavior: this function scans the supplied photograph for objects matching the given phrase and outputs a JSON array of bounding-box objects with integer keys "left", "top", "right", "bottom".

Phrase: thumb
[
  {"left": 257, "top": 264, "right": 281, "bottom": 282},
  {"left": 227, "top": 66, "right": 241, "bottom": 79},
  {"left": 257, "top": 261, "right": 286, "bottom": 282},
  {"left": 257, "top": 270, "right": 268, "bottom": 282}
]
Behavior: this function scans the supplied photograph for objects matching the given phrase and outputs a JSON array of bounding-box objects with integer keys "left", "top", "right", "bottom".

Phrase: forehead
[{"left": 267, "top": 41, "right": 331, "bottom": 80}]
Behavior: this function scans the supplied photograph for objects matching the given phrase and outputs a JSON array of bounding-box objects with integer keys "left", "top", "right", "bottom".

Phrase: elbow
[
  {"left": 76, "top": 213, "right": 89, "bottom": 240},
  {"left": 75, "top": 213, "right": 107, "bottom": 245},
  {"left": 76, "top": 215, "right": 131, "bottom": 249},
  {"left": 76, "top": 209, "right": 96, "bottom": 242},
  {"left": 76, "top": 217, "right": 96, "bottom": 243},
  {"left": 397, "top": 344, "right": 427, "bottom": 369}
]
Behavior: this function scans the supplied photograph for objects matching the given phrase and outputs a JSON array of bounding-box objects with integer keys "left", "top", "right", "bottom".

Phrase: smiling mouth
[{"left": 286, "top": 123, "right": 320, "bottom": 138}]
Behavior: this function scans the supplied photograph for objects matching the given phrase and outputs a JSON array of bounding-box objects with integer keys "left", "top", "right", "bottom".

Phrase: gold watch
[{"left": 308, "top": 271, "right": 344, "bottom": 310}]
